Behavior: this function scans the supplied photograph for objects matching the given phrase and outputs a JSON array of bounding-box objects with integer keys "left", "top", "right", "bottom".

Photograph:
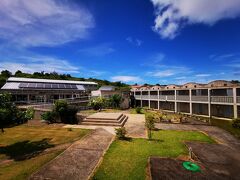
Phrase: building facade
[
  {"left": 1, "top": 77, "right": 98, "bottom": 104},
  {"left": 131, "top": 80, "right": 240, "bottom": 119}
]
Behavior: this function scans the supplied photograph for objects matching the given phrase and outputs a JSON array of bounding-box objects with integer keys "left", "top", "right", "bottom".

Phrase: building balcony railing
[
  {"left": 159, "top": 95, "right": 175, "bottom": 101},
  {"left": 135, "top": 95, "right": 141, "bottom": 99},
  {"left": 211, "top": 96, "right": 233, "bottom": 103},
  {"left": 176, "top": 95, "right": 190, "bottom": 101},
  {"left": 150, "top": 95, "right": 158, "bottom": 99},
  {"left": 141, "top": 95, "right": 149, "bottom": 99},
  {"left": 237, "top": 96, "right": 240, "bottom": 103},
  {"left": 191, "top": 96, "right": 208, "bottom": 102}
]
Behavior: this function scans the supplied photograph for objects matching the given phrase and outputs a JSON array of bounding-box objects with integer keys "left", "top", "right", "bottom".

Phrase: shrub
[
  {"left": 41, "top": 111, "right": 56, "bottom": 123},
  {"left": 232, "top": 119, "right": 240, "bottom": 129},
  {"left": 54, "top": 99, "right": 68, "bottom": 114},
  {"left": 135, "top": 107, "right": 142, "bottom": 114},
  {"left": 115, "top": 127, "right": 127, "bottom": 139},
  {"left": 25, "top": 107, "right": 35, "bottom": 120},
  {"left": 88, "top": 97, "right": 106, "bottom": 111},
  {"left": 145, "top": 114, "right": 155, "bottom": 140}
]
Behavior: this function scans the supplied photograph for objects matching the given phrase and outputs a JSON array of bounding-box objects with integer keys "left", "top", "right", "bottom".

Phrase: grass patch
[
  {"left": 210, "top": 118, "right": 240, "bottom": 139},
  {"left": 94, "top": 130, "right": 214, "bottom": 180},
  {"left": 0, "top": 125, "right": 90, "bottom": 180}
]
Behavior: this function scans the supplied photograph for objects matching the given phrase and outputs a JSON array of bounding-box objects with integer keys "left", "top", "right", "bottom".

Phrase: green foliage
[
  {"left": 25, "top": 107, "right": 35, "bottom": 120},
  {"left": 135, "top": 107, "right": 142, "bottom": 114},
  {"left": 53, "top": 99, "right": 78, "bottom": 124},
  {"left": 115, "top": 127, "right": 127, "bottom": 139},
  {"left": 232, "top": 119, "right": 240, "bottom": 129},
  {"left": 109, "top": 94, "right": 122, "bottom": 109},
  {"left": 145, "top": 114, "right": 155, "bottom": 140},
  {"left": 88, "top": 97, "right": 107, "bottom": 110},
  {"left": 41, "top": 111, "right": 56, "bottom": 123}
]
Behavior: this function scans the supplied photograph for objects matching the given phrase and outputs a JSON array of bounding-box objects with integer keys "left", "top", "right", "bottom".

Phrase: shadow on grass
[
  {"left": 0, "top": 138, "right": 54, "bottom": 161},
  {"left": 118, "top": 137, "right": 133, "bottom": 142},
  {"left": 148, "top": 139, "right": 164, "bottom": 143}
]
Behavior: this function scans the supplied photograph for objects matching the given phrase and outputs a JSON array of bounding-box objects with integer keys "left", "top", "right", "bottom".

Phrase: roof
[
  {"left": 7, "top": 77, "right": 97, "bottom": 85},
  {"left": 99, "top": 86, "right": 115, "bottom": 91}
]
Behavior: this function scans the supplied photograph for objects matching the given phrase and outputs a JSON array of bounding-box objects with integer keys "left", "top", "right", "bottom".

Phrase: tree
[
  {"left": 1, "top": 70, "right": 12, "bottom": 77},
  {"left": 145, "top": 114, "right": 155, "bottom": 140},
  {"left": 109, "top": 94, "right": 122, "bottom": 109}
]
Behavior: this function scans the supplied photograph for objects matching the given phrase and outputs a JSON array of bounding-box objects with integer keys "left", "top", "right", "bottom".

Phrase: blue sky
[{"left": 0, "top": 0, "right": 240, "bottom": 85}]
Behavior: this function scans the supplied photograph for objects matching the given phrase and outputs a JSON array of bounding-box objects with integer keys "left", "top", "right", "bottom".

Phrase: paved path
[
  {"left": 30, "top": 128, "right": 114, "bottom": 180},
  {"left": 155, "top": 123, "right": 240, "bottom": 150}
]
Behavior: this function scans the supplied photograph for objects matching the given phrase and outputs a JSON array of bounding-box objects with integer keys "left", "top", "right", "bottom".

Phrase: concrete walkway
[
  {"left": 30, "top": 128, "right": 114, "bottom": 180},
  {"left": 155, "top": 123, "right": 240, "bottom": 150}
]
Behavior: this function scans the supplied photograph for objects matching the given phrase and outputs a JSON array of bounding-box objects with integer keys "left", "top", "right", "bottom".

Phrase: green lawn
[
  {"left": 0, "top": 125, "right": 90, "bottom": 180},
  {"left": 210, "top": 118, "right": 240, "bottom": 139},
  {"left": 94, "top": 130, "right": 214, "bottom": 180}
]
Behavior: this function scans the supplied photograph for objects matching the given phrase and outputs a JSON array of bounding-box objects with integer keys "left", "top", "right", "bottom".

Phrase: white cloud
[
  {"left": 0, "top": 55, "right": 80, "bottom": 74},
  {"left": 126, "top": 37, "right": 143, "bottom": 46},
  {"left": 111, "top": 76, "right": 143, "bottom": 83},
  {"left": 151, "top": 0, "right": 240, "bottom": 39},
  {"left": 195, "top": 74, "right": 211, "bottom": 77},
  {"left": 0, "top": 0, "right": 94, "bottom": 47}
]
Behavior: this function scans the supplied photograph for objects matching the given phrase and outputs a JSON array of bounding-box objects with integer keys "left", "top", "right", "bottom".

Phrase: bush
[
  {"left": 232, "top": 119, "right": 240, "bottom": 129},
  {"left": 145, "top": 114, "right": 155, "bottom": 140},
  {"left": 41, "top": 111, "right": 56, "bottom": 123},
  {"left": 88, "top": 97, "right": 106, "bottom": 111},
  {"left": 115, "top": 127, "right": 127, "bottom": 139},
  {"left": 135, "top": 107, "right": 142, "bottom": 114},
  {"left": 25, "top": 107, "right": 35, "bottom": 120}
]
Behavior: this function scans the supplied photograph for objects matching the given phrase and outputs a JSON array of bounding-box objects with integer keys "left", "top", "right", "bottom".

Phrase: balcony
[
  {"left": 191, "top": 96, "right": 208, "bottom": 102},
  {"left": 237, "top": 96, "right": 240, "bottom": 103},
  {"left": 211, "top": 96, "right": 233, "bottom": 103},
  {"left": 159, "top": 95, "right": 175, "bottom": 101},
  {"left": 150, "top": 95, "right": 158, "bottom": 99},
  {"left": 141, "top": 95, "right": 149, "bottom": 99},
  {"left": 176, "top": 95, "right": 190, "bottom": 101},
  {"left": 134, "top": 95, "right": 141, "bottom": 99}
]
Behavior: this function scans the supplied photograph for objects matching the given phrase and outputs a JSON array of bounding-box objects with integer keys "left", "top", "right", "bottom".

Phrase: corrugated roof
[
  {"left": 99, "top": 86, "right": 115, "bottom": 91},
  {"left": 76, "top": 85, "right": 86, "bottom": 91},
  {"left": 7, "top": 77, "right": 97, "bottom": 85},
  {"left": 1, "top": 82, "right": 20, "bottom": 90}
]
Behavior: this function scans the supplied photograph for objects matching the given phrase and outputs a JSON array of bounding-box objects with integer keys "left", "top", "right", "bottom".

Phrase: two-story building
[{"left": 131, "top": 80, "right": 240, "bottom": 119}]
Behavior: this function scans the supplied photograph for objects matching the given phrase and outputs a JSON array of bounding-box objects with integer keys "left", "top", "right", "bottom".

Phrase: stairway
[{"left": 81, "top": 113, "right": 128, "bottom": 127}]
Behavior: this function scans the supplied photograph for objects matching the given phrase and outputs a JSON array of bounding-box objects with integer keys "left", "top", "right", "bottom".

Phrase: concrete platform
[{"left": 86, "top": 113, "right": 123, "bottom": 120}]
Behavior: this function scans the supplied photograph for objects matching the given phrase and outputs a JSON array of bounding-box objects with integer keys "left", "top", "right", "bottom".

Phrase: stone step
[
  {"left": 83, "top": 115, "right": 126, "bottom": 123},
  {"left": 81, "top": 116, "right": 128, "bottom": 127}
]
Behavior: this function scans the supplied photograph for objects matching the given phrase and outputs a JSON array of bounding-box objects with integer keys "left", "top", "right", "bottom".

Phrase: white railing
[
  {"left": 141, "top": 95, "right": 149, "bottom": 99},
  {"left": 134, "top": 95, "right": 141, "bottom": 99},
  {"left": 159, "top": 95, "right": 175, "bottom": 101},
  {"left": 211, "top": 96, "right": 233, "bottom": 103},
  {"left": 150, "top": 95, "right": 158, "bottom": 99},
  {"left": 191, "top": 96, "right": 208, "bottom": 102},
  {"left": 237, "top": 97, "right": 240, "bottom": 103},
  {"left": 176, "top": 95, "right": 190, "bottom": 101}
]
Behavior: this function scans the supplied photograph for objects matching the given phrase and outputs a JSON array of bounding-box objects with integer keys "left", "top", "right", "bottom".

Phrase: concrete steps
[{"left": 81, "top": 113, "right": 128, "bottom": 127}]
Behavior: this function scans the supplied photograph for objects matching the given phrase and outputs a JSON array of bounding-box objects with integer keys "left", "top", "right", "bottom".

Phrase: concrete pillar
[
  {"left": 140, "top": 91, "right": 142, "bottom": 107},
  {"left": 189, "top": 89, "right": 192, "bottom": 115},
  {"left": 208, "top": 89, "right": 211, "bottom": 117},
  {"left": 27, "top": 94, "right": 30, "bottom": 103},
  {"left": 233, "top": 87, "right": 237, "bottom": 119},
  {"left": 148, "top": 90, "right": 151, "bottom": 109},
  {"left": 157, "top": 90, "right": 160, "bottom": 110},
  {"left": 174, "top": 90, "right": 177, "bottom": 112}
]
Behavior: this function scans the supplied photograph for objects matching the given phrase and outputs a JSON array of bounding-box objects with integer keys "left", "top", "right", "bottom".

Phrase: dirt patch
[
  {"left": 149, "top": 157, "right": 227, "bottom": 180},
  {"left": 186, "top": 142, "right": 240, "bottom": 179}
]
